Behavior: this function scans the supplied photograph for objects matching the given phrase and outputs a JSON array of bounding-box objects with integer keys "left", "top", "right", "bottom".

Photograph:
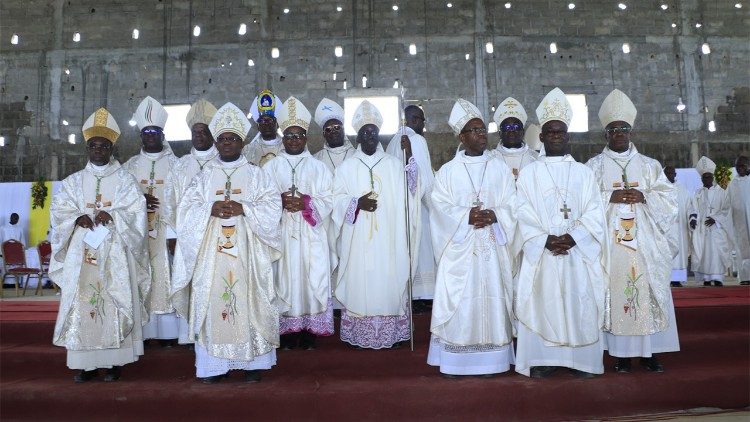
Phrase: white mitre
[
  {"left": 448, "top": 98, "right": 484, "bottom": 136},
  {"left": 524, "top": 123, "right": 542, "bottom": 151},
  {"left": 695, "top": 156, "right": 716, "bottom": 175},
  {"left": 351, "top": 100, "right": 383, "bottom": 132},
  {"left": 133, "top": 96, "right": 169, "bottom": 130},
  {"left": 535, "top": 87, "right": 573, "bottom": 128},
  {"left": 277, "top": 96, "right": 312, "bottom": 132},
  {"left": 598, "top": 89, "right": 637, "bottom": 128},
  {"left": 82, "top": 107, "right": 121, "bottom": 143},
  {"left": 209, "top": 103, "right": 252, "bottom": 141},
  {"left": 493, "top": 97, "right": 528, "bottom": 126},
  {"left": 314, "top": 98, "right": 345, "bottom": 128},
  {"left": 186, "top": 99, "right": 217, "bottom": 128}
]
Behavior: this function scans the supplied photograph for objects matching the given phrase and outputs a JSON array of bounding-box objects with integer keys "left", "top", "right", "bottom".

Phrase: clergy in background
[
  {"left": 514, "top": 88, "right": 608, "bottom": 378},
  {"left": 125, "top": 96, "right": 179, "bottom": 346},
  {"left": 387, "top": 104, "right": 436, "bottom": 312},
  {"left": 492, "top": 97, "right": 539, "bottom": 179},
  {"left": 313, "top": 98, "right": 356, "bottom": 279},
  {"left": 51, "top": 108, "right": 148, "bottom": 383},
  {"left": 690, "top": 157, "right": 733, "bottom": 286},
  {"left": 664, "top": 165, "right": 693, "bottom": 287},
  {"left": 728, "top": 156, "right": 749, "bottom": 285},
  {"left": 165, "top": 99, "right": 218, "bottom": 345},
  {"left": 174, "top": 103, "right": 282, "bottom": 383},
  {"left": 586, "top": 89, "right": 679, "bottom": 373},
  {"left": 332, "top": 100, "right": 421, "bottom": 349},
  {"left": 427, "top": 99, "right": 517, "bottom": 376},
  {"left": 242, "top": 89, "right": 283, "bottom": 167},
  {"left": 1, "top": 213, "right": 26, "bottom": 247},
  {"left": 265, "top": 97, "right": 335, "bottom": 350}
]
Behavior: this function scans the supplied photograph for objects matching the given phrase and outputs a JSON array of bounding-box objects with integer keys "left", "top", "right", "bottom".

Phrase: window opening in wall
[
  {"left": 565, "top": 94, "right": 588, "bottom": 133},
  {"left": 163, "top": 104, "right": 192, "bottom": 141}
]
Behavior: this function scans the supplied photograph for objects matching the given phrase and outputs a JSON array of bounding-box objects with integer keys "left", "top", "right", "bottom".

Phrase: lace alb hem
[
  {"left": 280, "top": 299, "right": 334, "bottom": 336},
  {"left": 340, "top": 310, "right": 410, "bottom": 349}
]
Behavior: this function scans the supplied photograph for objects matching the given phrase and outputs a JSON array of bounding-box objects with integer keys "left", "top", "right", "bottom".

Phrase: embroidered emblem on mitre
[
  {"left": 351, "top": 100, "right": 383, "bottom": 132},
  {"left": 209, "top": 103, "right": 252, "bottom": 141},
  {"left": 695, "top": 156, "right": 716, "bottom": 175},
  {"left": 524, "top": 123, "right": 542, "bottom": 151},
  {"left": 133, "top": 96, "right": 168, "bottom": 130},
  {"left": 493, "top": 97, "right": 528, "bottom": 126},
  {"left": 186, "top": 99, "right": 217, "bottom": 128},
  {"left": 314, "top": 98, "right": 345, "bottom": 128},
  {"left": 598, "top": 89, "right": 637, "bottom": 128},
  {"left": 448, "top": 98, "right": 484, "bottom": 136},
  {"left": 535, "top": 88, "right": 572, "bottom": 127},
  {"left": 248, "top": 90, "right": 282, "bottom": 122},
  {"left": 82, "top": 108, "right": 121, "bottom": 143},
  {"left": 277, "top": 96, "right": 312, "bottom": 132}
]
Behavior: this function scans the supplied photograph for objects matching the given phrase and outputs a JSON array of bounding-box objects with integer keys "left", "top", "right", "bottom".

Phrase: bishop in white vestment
[
  {"left": 165, "top": 99, "right": 218, "bottom": 344},
  {"left": 664, "top": 165, "right": 693, "bottom": 286},
  {"left": 51, "top": 108, "right": 149, "bottom": 382},
  {"left": 265, "top": 97, "right": 335, "bottom": 350},
  {"left": 173, "top": 103, "right": 282, "bottom": 383},
  {"left": 491, "top": 97, "right": 539, "bottom": 180},
  {"left": 727, "top": 156, "right": 750, "bottom": 285},
  {"left": 427, "top": 99, "right": 517, "bottom": 376},
  {"left": 332, "top": 100, "right": 421, "bottom": 349},
  {"left": 124, "top": 96, "right": 180, "bottom": 343},
  {"left": 514, "top": 88, "right": 608, "bottom": 378},
  {"left": 242, "top": 90, "right": 283, "bottom": 167},
  {"left": 586, "top": 89, "right": 679, "bottom": 373},
  {"left": 689, "top": 157, "right": 733, "bottom": 286}
]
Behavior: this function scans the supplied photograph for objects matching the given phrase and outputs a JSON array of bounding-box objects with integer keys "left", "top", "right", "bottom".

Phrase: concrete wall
[{"left": 0, "top": 0, "right": 748, "bottom": 181}]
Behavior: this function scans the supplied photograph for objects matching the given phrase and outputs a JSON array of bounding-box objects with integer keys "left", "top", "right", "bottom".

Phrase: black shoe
[
  {"left": 442, "top": 373, "right": 459, "bottom": 379},
  {"left": 569, "top": 368, "right": 597, "bottom": 379},
  {"left": 670, "top": 282, "right": 683, "bottom": 287},
  {"left": 158, "top": 339, "right": 176, "bottom": 348},
  {"left": 299, "top": 332, "right": 317, "bottom": 350},
  {"left": 740, "top": 280, "right": 750, "bottom": 285},
  {"left": 530, "top": 366, "right": 557, "bottom": 378},
  {"left": 103, "top": 366, "right": 121, "bottom": 382},
  {"left": 614, "top": 358, "right": 632, "bottom": 373},
  {"left": 712, "top": 280, "right": 723, "bottom": 287},
  {"left": 244, "top": 370, "right": 262, "bottom": 383},
  {"left": 74, "top": 369, "right": 98, "bottom": 383},
  {"left": 200, "top": 375, "right": 224, "bottom": 384},
  {"left": 703, "top": 281, "right": 712, "bottom": 287},
  {"left": 640, "top": 357, "right": 664, "bottom": 372},
  {"left": 280, "top": 333, "right": 298, "bottom": 350}
]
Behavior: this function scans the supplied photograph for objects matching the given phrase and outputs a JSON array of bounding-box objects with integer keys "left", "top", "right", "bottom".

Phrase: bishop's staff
[{"left": 399, "top": 87, "right": 415, "bottom": 352}]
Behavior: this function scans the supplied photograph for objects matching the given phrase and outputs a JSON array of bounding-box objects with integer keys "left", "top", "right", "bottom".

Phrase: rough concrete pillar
[
  {"left": 473, "top": 0, "right": 489, "bottom": 115},
  {"left": 676, "top": 0, "right": 705, "bottom": 132}
]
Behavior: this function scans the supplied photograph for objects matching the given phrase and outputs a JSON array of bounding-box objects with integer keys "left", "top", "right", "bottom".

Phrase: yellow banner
[{"left": 28, "top": 181, "right": 53, "bottom": 246}]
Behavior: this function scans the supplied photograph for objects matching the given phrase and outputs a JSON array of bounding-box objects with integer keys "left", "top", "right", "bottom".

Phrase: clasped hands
[
  {"left": 545, "top": 234, "right": 576, "bottom": 256},
  {"left": 689, "top": 215, "right": 715, "bottom": 229},
  {"left": 211, "top": 200, "right": 244, "bottom": 219},
  {"left": 609, "top": 189, "right": 645, "bottom": 204},
  {"left": 145, "top": 193, "right": 160, "bottom": 211},
  {"left": 468, "top": 206, "right": 497, "bottom": 229},
  {"left": 281, "top": 191, "right": 306, "bottom": 213},
  {"left": 75, "top": 211, "right": 112, "bottom": 230}
]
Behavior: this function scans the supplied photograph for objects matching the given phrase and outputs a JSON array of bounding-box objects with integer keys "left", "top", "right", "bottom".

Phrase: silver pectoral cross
[
  {"left": 560, "top": 202, "right": 571, "bottom": 219},
  {"left": 289, "top": 184, "right": 298, "bottom": 197},
  {"left": 473, "top": 196, "right": 483, "bottom": 208}
]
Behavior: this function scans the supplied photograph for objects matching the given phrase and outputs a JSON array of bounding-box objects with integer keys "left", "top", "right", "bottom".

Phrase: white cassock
[
  {"left": 124, "top": 146, "right": 179, "bottom": 340},
  {"left": 586, "top": 145, "right": 680, "bottom": 358},
  {"left": 514, "top": 154, "right": 608, "bottom": 376},
  {"left": 387, "top": 127, "right": 436, "bottom": 299},
  {"left": 264, "top": 151, "right": 335, "bottom": 336},
  {"left": 427, "top": 151, "right": 517, "bottom": 375},
  {"left": 492, "top": 142, "right": 539, "bottom": 180},
  {"left": 1, "top": 223, "right": 26, "bottom": 247},
  {"left": 173, "top": 156, "right": 282, "bottom": 377},
  {"left": 670, "top": 182, "right": 693, "bottom": 282},
  {"left": 50, "top": 161, "right": 149, "bottom": 370},
  {"left": 727, "top": 175, "right": 750, "bottom": 281},
  {"left": 689, "top": 185, "right": 733, "bottom": 282},
  {"left": 313, "top": 142, "right": 356, "bottom": 276},
  {"left": 242, "top": 133, "right": 283, "bottom": 167},
  {"left": 332, "top": 145, "right": 420, "bottom": 349},
  {"left": 164, "top": 146, "right": 218, "bottom": 344}
]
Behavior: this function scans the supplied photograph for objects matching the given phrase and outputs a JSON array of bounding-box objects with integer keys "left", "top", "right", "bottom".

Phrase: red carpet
[{"left": 1, "top": 291, "right": 748, "bottom": 420}]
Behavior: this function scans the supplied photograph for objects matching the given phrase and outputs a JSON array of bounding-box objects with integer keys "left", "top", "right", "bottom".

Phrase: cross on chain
[
  {"left": 86, "top": 194, "right": 111, "bottom": 210},
  {"left": 559, "top": 202, "right": 572, "bottom": 219},
  {"left": 473, "top": 197, "right": 483, "bottom": 208},
  {"left": 215, "top": 184, "right": 242, "bottom": 201},
  {"left": 140, "top": 178, "right": 164, "bottom": 196}
]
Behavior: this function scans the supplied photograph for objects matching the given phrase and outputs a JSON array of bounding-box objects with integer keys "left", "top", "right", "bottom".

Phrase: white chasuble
[
  {"left": 727, "top": 176, "right": 750, "bottom": 281},
  {"left": 514, "top": 155, "right": 608, "bottom": 376},
  {"left": 670, "top": 182, "right": 693, "bottom": 279},
  {"left": 387, "top": 127, "right": 437, "bottom": 299},
  {"left": 173, "top": 156, "right": 282, "bottom": 361},
  {"left": 689, "top": 185, "right": 733, "bottom": 279},
  {"left": 265, "top": 151, "right": 335, "bottom": 335},
  {"left": 331, "top": 145, "right": 420, "bottom": 348},
  {"left": 51, "top": 161, "right": 149, "bottom": 370},
  {"left": 124, "top": 146, "right": 178, "bottom": 334},
  {"left": 242, "top": 133, "right": 283, "bottom": 167}
]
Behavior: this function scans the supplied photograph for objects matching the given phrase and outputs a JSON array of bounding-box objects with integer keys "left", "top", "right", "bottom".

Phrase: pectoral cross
[
  {"left": 473, "top": 196, "right": 483, "bottom": 208},
  {"left": 216, "top": 185, "right": 242, "bottom": 201},
  {"left": 560, "top": 202, "right": 571, "bottom": 219},
  {"left": 86, "top": 194, "right": 111, "bottom": 210},
  {"left": 140, "top": 178, "right": 164, "bottom": 196},
  {"left": 612, "top": 180, "right": 639, "bottom": 189},
  {"left": 289, "top": 184, "right": 298, "bottom": 197},
  {"left": 512, "top": 168, "right": 519, "bottom": 178}
]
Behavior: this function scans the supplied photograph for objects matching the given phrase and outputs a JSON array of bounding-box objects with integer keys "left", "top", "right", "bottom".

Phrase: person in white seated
[{"left": 1, "top": 213, "right": 26, "bottom": 247}]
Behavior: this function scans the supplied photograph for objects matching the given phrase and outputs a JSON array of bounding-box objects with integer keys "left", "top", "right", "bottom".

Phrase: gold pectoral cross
[
  {"left": 612, "top": 181, "right": 639, "bottom": 189},
  {"left": 86, "top": 194, "right": 112, "bottom": 210},
  {"left": 215, "top": 188, "right": 242, "bottom": 201},
  {"left": 140, "top": 178, "right": 164, "bottom": 196}
]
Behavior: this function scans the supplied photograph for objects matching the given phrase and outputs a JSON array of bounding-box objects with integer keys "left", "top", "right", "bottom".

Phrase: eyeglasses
[
  {"left": 87, "top": 144, "right": 112, "bottom": 151},
  {"left": 216, "top": 136, "right": 243, "bottom": 144},
  {"left": 283, "top": 132, "right": 307, "bottom": 140},
  {"left": 605, "top": 126, "right": 632, "bottom": 134},
  {"left": 500, "top": 123, "right": 523, "bottom": 132},
  {"left": 324, "top": 124, "right": 342, "bottom": 133},
  {"left": 141, "top": 128, "right": 162, "bottom": 135},
  {"left": 461, "top": 127, "right": 488, "bottom": 135},
  {"left": 359, "top": 128, "right": 379, "bottom": 137}
]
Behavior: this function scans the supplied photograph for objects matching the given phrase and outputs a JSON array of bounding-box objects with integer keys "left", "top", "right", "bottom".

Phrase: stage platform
[{"left": 1, "top": 287, "right": 748, "bottom": 421}]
